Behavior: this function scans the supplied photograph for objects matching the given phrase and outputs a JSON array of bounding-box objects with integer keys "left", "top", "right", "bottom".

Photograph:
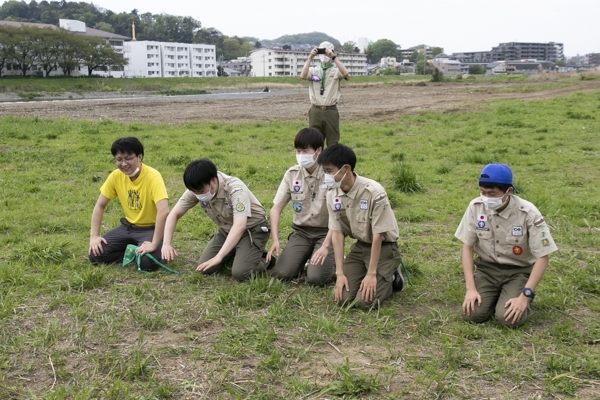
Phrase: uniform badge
[
  {"left": 512, "top": 226, "right": 523, "bottom": 236},
  {"left": 360, "top": 200, "right": 368, "bottom": 210},
  {"left": 477, "top": 214, "right": 488, "bottom": 222},
  {"left": 292, "top": 202, "right": 302, "bottom": 212},
  {"left": 320, "top": 181, "right": 327, "bottom": 190},
  {"left": 512, "top": 246, "right": 523, "bottom": 255},
  {"left": 542, "top": 239, "right": 550, "bottom": 247},
  {"left": 333, "top": 197, "right": 342, "bottom": 210},
  {"left": 534, "top": 217, "right": 546, "bottom": 227},
  {"left": 293, "top": 179, "right": 302, "bottom": 193},
  {"left": 224, "top": 201, "right": 231, "bottom": 209},
  {"left": 201, "top": 201, "right": 210, "bottom": 208},
  {"left": 235, "top": 203, "right": 245, "bottom": 212},
  {"left": 477, "top": 221, "right": 486, "bottom": 228},
  {"left": 374, "top": 194, "right": 387, "bottom": 204}
]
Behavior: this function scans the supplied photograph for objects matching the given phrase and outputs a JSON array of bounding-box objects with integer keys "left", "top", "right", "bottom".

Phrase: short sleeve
[{"left": 230, "top": 186, "right": 252, "bottom": 218}]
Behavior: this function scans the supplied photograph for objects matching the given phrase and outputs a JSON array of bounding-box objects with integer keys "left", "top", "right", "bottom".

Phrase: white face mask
[
  {"left": 125, "top": 167, "right": 140, "bottom": 178},
  {"left": 481, "top": 193, "right": 508, "bottom": 210},
  {"left": 195, "top": 184, "right": 214, "bottom": 202},
  {"left": 296, "top": 152, "right": 316, "bottom": 169},
  {"left": 324, "top": 167, "right": 346, "bottom": 189},
  {"left": 319, "top": 55, "right": 331, "bottom": 64}
]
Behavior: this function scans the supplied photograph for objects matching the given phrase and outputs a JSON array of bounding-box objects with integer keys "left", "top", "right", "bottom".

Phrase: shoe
[
  {"left": 392, "top": 267, "right": 405, "bottom": 292},
  {"left": 261, "top": 252, "right": 276, "bottom": 269}
]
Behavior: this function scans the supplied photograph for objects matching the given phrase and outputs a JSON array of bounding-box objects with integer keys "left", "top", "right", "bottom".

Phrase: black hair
[
  {"left": 111, "top": 137, "right": 144, "bottom": 158},
  {"left": 317, "top": 143, "right": 356, "bottom": 171},
  {"left": 183, "top": 159, "right": 218, "bottom": 191},
  {"left": 294, "top": 128, "right": 323, "bottom": 151},
  {"left": 479, "top": 182, "right": 512, "bottom": 193}
]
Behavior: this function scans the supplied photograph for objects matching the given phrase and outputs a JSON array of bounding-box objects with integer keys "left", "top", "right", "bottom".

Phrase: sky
[{"left": 45, "top": 0, "right": 600, "bottom": 55}]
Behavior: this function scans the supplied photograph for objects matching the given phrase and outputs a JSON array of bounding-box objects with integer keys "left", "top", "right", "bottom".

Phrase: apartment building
[
  {"left": 431, "top": 58, "right": 462, "bottom": 76},
  {"left": 123, "top": 41, "right": 217, "bottom": 78},
  {"left": 249, "top": 48, "right": 367, "bottom": 77},
  {"left": 453, "top": 42, "right": 564, "bottom": 63}
]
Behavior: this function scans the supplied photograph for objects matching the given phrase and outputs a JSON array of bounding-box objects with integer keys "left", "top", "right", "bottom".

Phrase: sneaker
[
  {"left": 261, "top": 252, "right": 276, "bottom": 269},
  {"left": 392, "top": 267, "right": 405, "bottom": 292}
]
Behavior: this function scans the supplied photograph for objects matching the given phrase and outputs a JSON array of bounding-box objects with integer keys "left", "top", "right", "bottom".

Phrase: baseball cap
[{"left": 479, "top": 164, "right": 518, "bottom": 192}]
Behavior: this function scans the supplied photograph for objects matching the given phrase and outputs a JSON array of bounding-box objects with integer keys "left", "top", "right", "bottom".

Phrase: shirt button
[
  {"left": 496, "top": 240, "right": 499, "bottom": 243},
  {"left": 496, "top": 225, "right": 499, "bottom": 228}
]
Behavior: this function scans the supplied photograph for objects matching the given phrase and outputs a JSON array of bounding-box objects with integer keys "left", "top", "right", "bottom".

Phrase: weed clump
[{"left": 391, "top": 162, "right": 426, "bottom": 193}]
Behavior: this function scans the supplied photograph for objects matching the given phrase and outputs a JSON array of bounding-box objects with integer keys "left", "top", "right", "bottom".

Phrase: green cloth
[
  {"left": 122, "top": 244, "right": 178, "bottom": 273},
  {"left": 320, "top": 62, "right": 334, "bottom": 93}
]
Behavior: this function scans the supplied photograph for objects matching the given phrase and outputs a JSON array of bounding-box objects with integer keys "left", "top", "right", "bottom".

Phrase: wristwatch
[
  {"left": 522, "top": 287, "right": 535, "bottom": 301},
  {"left": 331, "top": 55, "right": 337, "bottom": 61}
]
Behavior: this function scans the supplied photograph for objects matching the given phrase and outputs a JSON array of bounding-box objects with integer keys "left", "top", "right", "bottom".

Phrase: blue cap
[{"left": 479, "top": 164, "right": 518, "bottom": 192}]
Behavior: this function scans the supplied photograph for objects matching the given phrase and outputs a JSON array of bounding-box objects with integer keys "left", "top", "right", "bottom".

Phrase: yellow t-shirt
[{"left": 100, "top": 164, "right": 168, "bottom": 227}]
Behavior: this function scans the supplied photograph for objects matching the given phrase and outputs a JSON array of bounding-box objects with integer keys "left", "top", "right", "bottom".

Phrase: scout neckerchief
[
  {"left": 320, "top": 62, "right": 334, "bottom": 95},
  {"left": 122, "top": 244, "right": 178, "bottom": 274}
]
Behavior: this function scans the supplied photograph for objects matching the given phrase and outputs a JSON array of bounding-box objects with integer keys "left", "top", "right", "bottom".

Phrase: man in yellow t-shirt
[{"left": 88, "top": 137, "right": 169, "bottom": 271}]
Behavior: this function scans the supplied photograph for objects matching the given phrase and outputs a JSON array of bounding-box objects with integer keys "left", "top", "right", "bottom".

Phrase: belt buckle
[{"left": 320, "top": 105, "right": 327, "bottom": 110}]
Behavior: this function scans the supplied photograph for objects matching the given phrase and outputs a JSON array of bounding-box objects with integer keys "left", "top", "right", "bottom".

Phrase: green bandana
[
  {"left": 122, "top": 244, "right": 178, "bottom": 274},
  {"left": 320, "top": 62, "right": 334, "bottom": 94}
]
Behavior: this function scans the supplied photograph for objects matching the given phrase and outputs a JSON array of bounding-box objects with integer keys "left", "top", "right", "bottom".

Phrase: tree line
[
  {"left": 0, "top": 0, "right": 259, "bottom": 61},
  {"left": 0, "top": 25, "right": 127, "bottom": 77}
]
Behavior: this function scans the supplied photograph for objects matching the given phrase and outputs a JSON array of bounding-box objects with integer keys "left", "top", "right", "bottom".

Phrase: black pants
[{"left": 88, "top": 218, "right": 165, "bottom": 271}]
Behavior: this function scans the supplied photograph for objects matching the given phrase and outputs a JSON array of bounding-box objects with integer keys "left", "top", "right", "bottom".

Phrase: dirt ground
[{"left": 1, "top": 75, "right": 600, "bottom": 125}]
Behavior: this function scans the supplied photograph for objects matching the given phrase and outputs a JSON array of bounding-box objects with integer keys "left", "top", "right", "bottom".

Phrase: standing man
[
  {"left": 161, "top": 159, "right": 271, "bottom": 281},
  {"left": 266, "top": 128, "right": 335, "bottom": 286},
  {"left": 300, "top": 41, "right": 349, "bottom": 147},
  {"left": 318, "top": 144, "right": 404, "bottom": 310},
  {"left": 455, "top": 164, "right": 558, "bottom": 327},
  {"left": 89, "top": 137, "right": 169, "bottom": 271}
]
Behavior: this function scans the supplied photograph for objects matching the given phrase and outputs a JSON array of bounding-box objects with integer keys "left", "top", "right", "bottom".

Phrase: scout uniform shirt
[
  {"left": 272, "top": 164, "right": 328, "bottom": 228},
  {"left": 455, "top": 195, "right": 558, "bottom": 266},
  {"left": 308, "top": 64, "right": 343, "bottom": 106},
  {"left": 175, "top": 171, "right": 267, "bottom": 232},
  {"left": 326, "top": 175, "right": 399, "bottom": 243},
  {"left": 100, "top": 164, "right": 168, "bottom": 227}
]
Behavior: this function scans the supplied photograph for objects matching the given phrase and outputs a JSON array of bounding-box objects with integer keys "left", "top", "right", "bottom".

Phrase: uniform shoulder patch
[
  {"left": 533, "top": 217, "right": 546, "bottom": 227},
  {"left": 374, "top": 194, "right": 387, "bottom": 204},
  {"left": 230, "top": 187, "right": 243, "bottom": 196}
]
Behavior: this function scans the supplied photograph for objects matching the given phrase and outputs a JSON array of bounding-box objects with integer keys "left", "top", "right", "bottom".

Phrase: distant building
[
  {"left": 431, "top": 58, "right": 462, "bottom": 76},
  {"left": 452, "top": 42, "right": 564, "bottom": 63},
  {"left": 123, "top": 41, "right": 217, "bottom": 78},
  {"left": 222, "top": 57, "right": 252, "bottom": 76},
  {"left": 485, "top": 60, "right": 556, "bottom": 75},
  {"left": 588, "top": 53, "right": 600, "bottom": 66},
  {"left": 400, "top": 45, "right": 433, "bottom": 60},
  {"left": 357, "top": 37, "right": 369, "bottom": 53},
  {"left": 249, "top": 48, "right": 367, "bottom": 77}
]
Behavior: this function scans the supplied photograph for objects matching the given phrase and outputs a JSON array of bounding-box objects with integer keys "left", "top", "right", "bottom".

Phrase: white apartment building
[
  {"left": 431, "top": 58, "right": 462, "bottom": 76},
  {"left": 249, "top": 48, "right": 367, "bottom": 77},
  {"left": 123, "top": 41, "right": 217, "bottom": 78}
]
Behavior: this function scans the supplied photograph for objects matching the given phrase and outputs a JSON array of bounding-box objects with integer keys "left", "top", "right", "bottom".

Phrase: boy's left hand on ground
[
  {"left": 359, "top": 274, "right": 377, "bottom": 302},
  {"left": 503, "top": 295, "right": 529, "bottom": 324},
  {"left": 310, "top": 246, "right": 328, "bottom": 265},
  {"left": 196, "top": 255, "right": 223, "bottom": 272}
]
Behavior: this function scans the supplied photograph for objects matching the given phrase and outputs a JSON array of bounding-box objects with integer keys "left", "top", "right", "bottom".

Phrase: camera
[{"left": 317, "top": 48, "right": 326, "bottom": 54}]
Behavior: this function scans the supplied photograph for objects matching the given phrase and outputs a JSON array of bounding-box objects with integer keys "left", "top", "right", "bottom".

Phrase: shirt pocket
[{"left": 291, "top": 193, "right": 306, "bottom": 202}]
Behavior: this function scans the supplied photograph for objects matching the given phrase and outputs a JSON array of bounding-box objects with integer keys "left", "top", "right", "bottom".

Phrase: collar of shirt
[
  {"left": 344, "top": 173, "right": 361, "bottom": 199},
  {"left": 494, "top": 195, "right": 514, "bottom": 220}
]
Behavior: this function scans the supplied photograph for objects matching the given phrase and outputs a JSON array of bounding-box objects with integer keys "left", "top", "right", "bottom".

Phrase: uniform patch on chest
[
  {"left": 512, "top": 226, "right": 523, "bottom": 236},
  {"left": 320, "top": 181, "right": 327, "bottom": 190},
  {"left": 477, "top": 221, "right": 486, "bottom": 228},
  {"left": 224, "top": 201, "right": 231, "bottom": 209},
  {"left": 477, "top": 214, "right": 488, "bottom": 222},
  {"left": 333, "top": 196, "right": 343, "bottom": 211},
  {"left": 360, "top": 199, "right": 368, "bottom": 210},
  {"left": 512, "top": 246, "right": 523, "bottom": 255},
  {"left": 201, "top": 201, "right": 210, "bottom": 209},
  {"left": 293, "top": 179, "right": 302, "bottom": 193},
  {"left": 292, "top": 202, "right": 302, "bottom": 212}
]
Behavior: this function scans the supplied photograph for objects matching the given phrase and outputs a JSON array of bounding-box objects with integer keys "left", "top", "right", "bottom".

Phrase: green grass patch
[{"left": 0, "top": 90, "right": 599, "bottom": 398}]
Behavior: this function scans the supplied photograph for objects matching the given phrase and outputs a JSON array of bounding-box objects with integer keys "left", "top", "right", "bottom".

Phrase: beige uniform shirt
[
  {"left": 273, "top": 164, "right": 328, "bottom": 228},
  {"left": 175, "top": 171, "right": 267, "bottom": 232},
  {"left": 327, "top": 175, "right": 399, "bottom": 243},
  {"left": 455, "top": 195, "right": 557, "bottom": 267},
  {"left": 308, "top": 65, "right": 343, "bottom": 106}
]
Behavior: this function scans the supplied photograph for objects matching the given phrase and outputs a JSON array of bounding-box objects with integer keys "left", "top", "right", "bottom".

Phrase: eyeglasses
[{"left": 114, "top": 155, "right": 137, "bottom": 164}]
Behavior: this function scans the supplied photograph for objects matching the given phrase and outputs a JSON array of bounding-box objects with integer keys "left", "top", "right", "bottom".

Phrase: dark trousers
[
  {"left": 463, "top": 258, "right": 533, "bottom": 328},
  {"left": 88, "top": 218, "right": 164, "bottom": 271},
  {"left": 270, "top": 225, "right": 335, "bottom": 286},
  {"left": 198, "top": 223, "right": 270, "bottom": 281},
  {"left": 339, "top": 241, "right": 401, "bottom": 310},
  {"left": 308, "top": 106, "right": 340, "bottom": 147}
]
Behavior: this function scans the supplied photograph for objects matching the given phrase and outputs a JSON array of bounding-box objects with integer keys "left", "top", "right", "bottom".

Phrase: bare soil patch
[{"left": 2, "top": 77, "right": 599, "bottom": 125}]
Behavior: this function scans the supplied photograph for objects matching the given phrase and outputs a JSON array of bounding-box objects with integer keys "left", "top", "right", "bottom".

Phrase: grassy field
[
  {"left": 0, "top": 74, "right": 433, "bottom": 96},
  {"left": 1, "top": 88, "right": 600, "bottom": 399}
]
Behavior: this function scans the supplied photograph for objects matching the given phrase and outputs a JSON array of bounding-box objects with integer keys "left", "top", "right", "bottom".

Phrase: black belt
[{"left": 312, "top": 104, "right": 337, "bottom": 110}]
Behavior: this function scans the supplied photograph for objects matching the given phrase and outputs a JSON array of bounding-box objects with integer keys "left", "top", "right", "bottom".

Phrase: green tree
[
  {"left": 194, "top": 27, "right": 223, "bottom": 45},
  {"left": 0, "top": 25, "right": 17, "bottom": 77},
  {"left": 379, "top": 67, "right": 396, "bottom": 75},
  {"left": 222, "top": 37, "right": 241, "bottom": 60},
  {"left": 468, "top": 64, "right": 486, "bottom": 75},
  {"left": 341, "top": 41, "right": 358, "bottom": 53},
  {"left": 432, "top": 46, "right": 444, "bottom": 56},
  {"left": 55, "top": 31, "right": 86, "bottom": 76},
  {"left": 94, "top": 22, "right": 114, "bottom": 33},
  {"left": 431, "top": 67, "right": 443, "bottom": 82},
  {"left": 81, "top": 37, "right": 128, "bottom": 76},
  {"left": 11, "top": 25, "right": 38, "bottom": 76},
  {"left": 369, "top": 39, "right": 398, "bottom": 64},
  {"left": 32, "top": 28, "right": 63, "bottom": 77},
  {"left": 416, "top": 59, "right": 433, "bottom": 75}
]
